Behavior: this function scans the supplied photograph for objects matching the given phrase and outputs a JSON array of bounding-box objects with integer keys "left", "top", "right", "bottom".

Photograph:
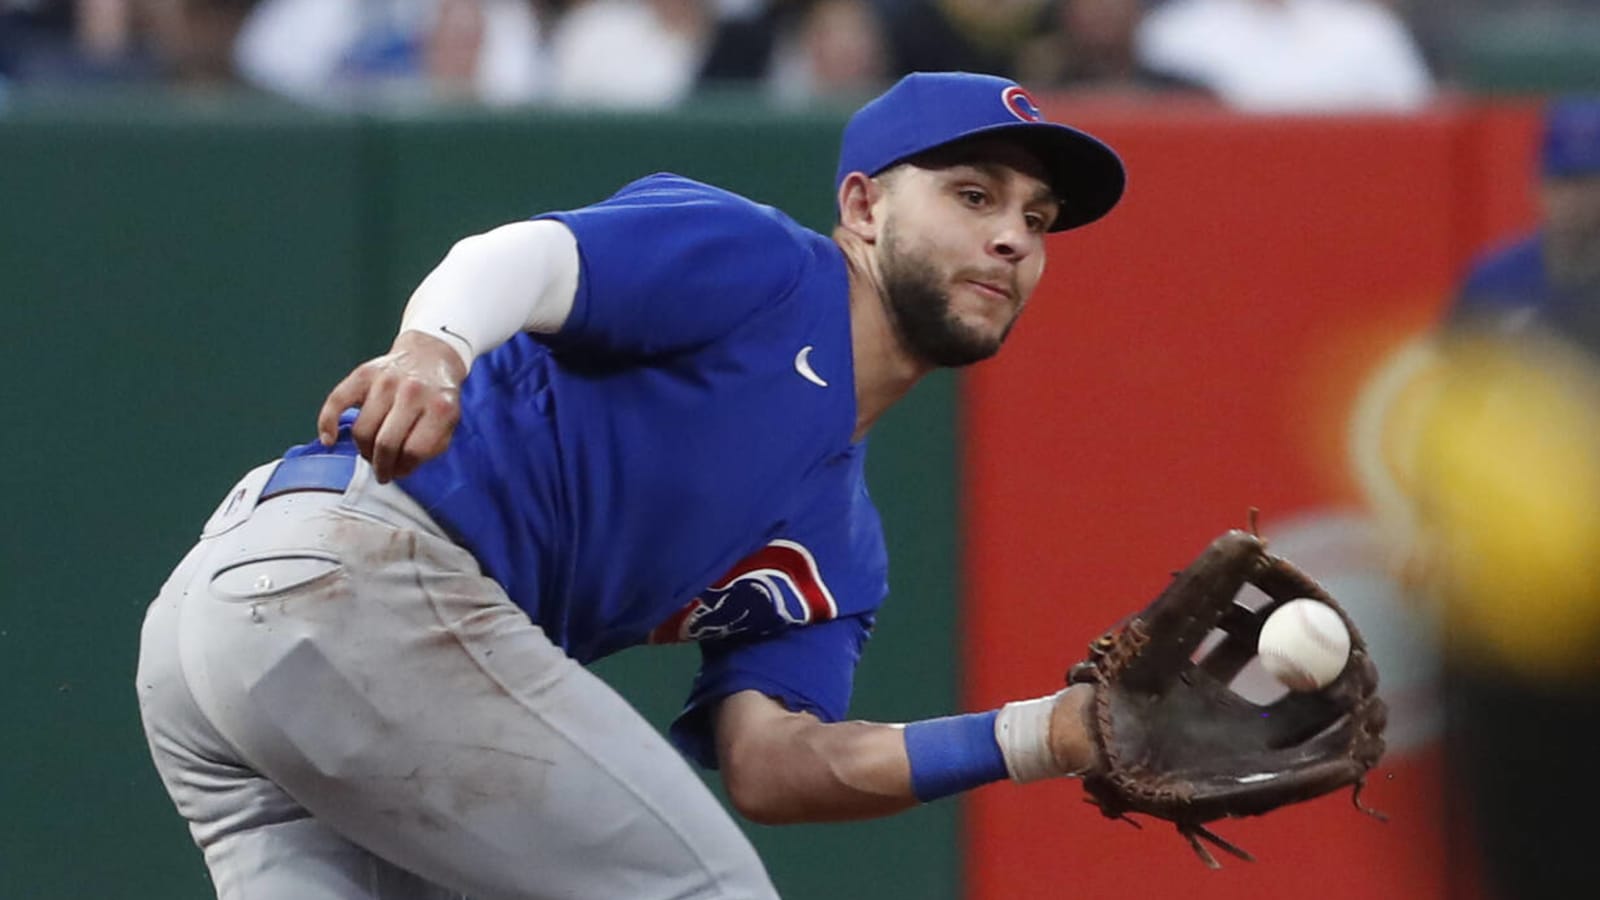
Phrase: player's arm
[
  {"left": 316, "top": 220, "right": 580, "bottom": 482},
  {"left": 712, "top": 685, "right": 1098, "bottom": 824}
]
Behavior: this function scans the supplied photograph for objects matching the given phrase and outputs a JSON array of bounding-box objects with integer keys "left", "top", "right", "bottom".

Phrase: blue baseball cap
[
  {"left": 835, "top": 72, "right": 1126, "bottom": 232},
  {"left": 1541, "top": 97, "right": 1600, "bottom": 178}
]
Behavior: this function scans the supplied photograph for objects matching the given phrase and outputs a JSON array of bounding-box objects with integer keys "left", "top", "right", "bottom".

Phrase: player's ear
[{"left": 837, "top": 172, "right": 886, "bottom": 242}]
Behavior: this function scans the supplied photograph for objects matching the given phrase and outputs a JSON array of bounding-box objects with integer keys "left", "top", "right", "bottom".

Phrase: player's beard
[{"left": 879, "top": 222, "right": 1017, "bottom": 368}]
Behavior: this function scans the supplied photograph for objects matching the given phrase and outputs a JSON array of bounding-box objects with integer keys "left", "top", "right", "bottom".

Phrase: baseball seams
[
  {"left": 1257, "top": 599, "right": 1351, "bottom": 692},
  {"left": 1259, "top": 648, "right": 1322, "bottom": 692}
]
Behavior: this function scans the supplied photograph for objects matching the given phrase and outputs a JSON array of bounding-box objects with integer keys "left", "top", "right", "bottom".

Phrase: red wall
[{"left": 962, "top": 102, "right": 1541, "bottom": 899}]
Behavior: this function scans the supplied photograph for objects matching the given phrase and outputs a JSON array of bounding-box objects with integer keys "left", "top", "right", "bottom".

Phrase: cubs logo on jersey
[{"left": 650, "top": 539, "right": 839, "bottom": 643}]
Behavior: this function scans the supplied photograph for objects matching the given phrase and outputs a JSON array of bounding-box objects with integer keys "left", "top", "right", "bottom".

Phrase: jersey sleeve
[
  {"left": 535, "top": 174, "right": 809, "bottom": 357},
  {"left": 666, "top": 450, "right": 889, "bottom": 769},
  {"left": 669, "top": 613, "right": 876, "bottom": 770}
]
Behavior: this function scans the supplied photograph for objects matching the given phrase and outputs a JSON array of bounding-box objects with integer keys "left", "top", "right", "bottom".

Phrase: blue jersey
[
  {"left": 290, "top": 174, "right": 888, "bottom": 767},
  {"left": 1453, "top": 234, "right": 1552, "bottom": 321},
  {"left": 1451, "top": 232, "right": 1600, "bottom": 353}
]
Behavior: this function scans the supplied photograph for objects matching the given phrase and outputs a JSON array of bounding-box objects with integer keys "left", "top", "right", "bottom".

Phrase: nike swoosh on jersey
[{"left": 794, "top": 345, "right": 828, "bottom": 388}]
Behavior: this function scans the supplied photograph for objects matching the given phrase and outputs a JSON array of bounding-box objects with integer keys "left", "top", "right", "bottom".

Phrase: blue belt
[{"left": 260, "top": 454, "right": 357, "bottom": 502}]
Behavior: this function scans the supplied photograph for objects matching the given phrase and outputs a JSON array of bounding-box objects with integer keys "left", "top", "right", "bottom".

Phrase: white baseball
[{"left": 1257, "top": 599, "right": 1351, "bottom": 692}]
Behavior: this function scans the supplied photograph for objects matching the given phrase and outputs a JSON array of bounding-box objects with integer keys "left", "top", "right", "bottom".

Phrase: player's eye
[
  {"left": 1024, "top": 212, "right": 1048, "bottom": 233},
  {"left": 958, "top": 188, "right": 989, "bottom": 207}
]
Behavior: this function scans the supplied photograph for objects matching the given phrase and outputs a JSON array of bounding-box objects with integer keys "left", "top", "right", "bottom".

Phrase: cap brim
[{"left": 939, "top": 122, "right": 1126, "bottom": 232}]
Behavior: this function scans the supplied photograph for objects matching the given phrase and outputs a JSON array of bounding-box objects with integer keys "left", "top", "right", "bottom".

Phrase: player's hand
[
  {"left": 1048, "top": 683, "right": 1099, "bottom": 775},
  {"left": 317, "top": 330, "right": 468, "bottom": 483}
]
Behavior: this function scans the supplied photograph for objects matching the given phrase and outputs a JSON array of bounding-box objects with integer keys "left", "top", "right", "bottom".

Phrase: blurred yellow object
[{"left": 1411, "top": 331, "right": 1600, "bottom": 681}]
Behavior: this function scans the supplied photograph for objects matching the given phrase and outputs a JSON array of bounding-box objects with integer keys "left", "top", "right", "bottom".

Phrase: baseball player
[
  {"left": 136, "top": 72, "right": 1127, "bottom": 899},
  {"left": 1450, "top": 97, "right": 1600, "bottom": 350},
  {"left": 1436, "top": 96, "right": 1600, "bottom": 900}
]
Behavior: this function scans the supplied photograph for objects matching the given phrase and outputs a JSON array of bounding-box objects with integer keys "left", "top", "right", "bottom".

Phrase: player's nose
[{"left": 988, "top": 219, "right": 1038, "bottom": 263}]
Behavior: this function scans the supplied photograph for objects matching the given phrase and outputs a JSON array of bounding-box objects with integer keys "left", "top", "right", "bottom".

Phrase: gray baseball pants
[{"left": 137, "top": 459, "right": 778, "bottom": 900}]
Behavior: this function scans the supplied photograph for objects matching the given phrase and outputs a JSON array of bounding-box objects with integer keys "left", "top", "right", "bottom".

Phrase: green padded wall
[
  {"left": 1, "top": 99, "right": 370, "bottom": 899},
  {"left": 1, "top": 98, "right": 960, "bottom": 900}
]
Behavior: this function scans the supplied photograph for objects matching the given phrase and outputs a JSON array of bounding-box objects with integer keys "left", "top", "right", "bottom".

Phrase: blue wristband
[{"left": 902, "top": 710, "right": 1009, "bottom": 802}]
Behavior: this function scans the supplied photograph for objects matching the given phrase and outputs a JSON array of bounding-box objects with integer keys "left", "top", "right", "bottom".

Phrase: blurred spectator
[
  {"left": 778, "top": 0, "right": 885, "bottom": 98},
  {"left": 1135, "top": 0, "right": 1435, "bottom": 112},
  {"left": 1015, "top": 0, "right": 1211, "bottom": 96},
  {"left": 696, "top": 0, "right": 791, "bottom": 86},
  {"left": 0, "top": 0, "right": 159, "bottom": 83},
  {"left": 873, "top": 0, "right": 1048, "bottom": 79},
  {"left": 547, "top": 0, "right": 706, "bottom": 106},
  {"left": 233, "top": 0, "right": 543, "bottom": 107},
  {"left": 766, "top": 0, "right": 887, "bottom": 103},
  {"left": 697, "top": 0, "right": 886, "bottom": 104},
  {"left": 0, "top": 0, "right": 258, "bottom": 87},
  {"left": 145, "top": 0, "right": 258, "bottom": 86}
]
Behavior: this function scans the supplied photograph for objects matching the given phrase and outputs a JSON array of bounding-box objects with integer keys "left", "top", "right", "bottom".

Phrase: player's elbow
[
  {"left": 727, "top": 787, "right": 791, "bottom": 825},
  {"left": 720, "top": 711, "right": 913, "bottom": 825},
  {"left": 721, "top": 719, "right": 838, "bottom": 825},
  {"left": 715, "top": 692, "right": 835, "bottom": 824},
  {"left": 721, "top": 751, "right": 802, "bottom": 825}
]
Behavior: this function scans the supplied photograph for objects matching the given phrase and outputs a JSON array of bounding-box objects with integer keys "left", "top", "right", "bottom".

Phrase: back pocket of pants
[{"left": 210, "top": 553, "right": 343, "bottom": 601}]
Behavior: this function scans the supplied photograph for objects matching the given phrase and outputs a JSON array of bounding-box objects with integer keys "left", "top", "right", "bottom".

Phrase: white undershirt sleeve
[{"left": 399, "top": 219, "right": 580, "bottom": 370}]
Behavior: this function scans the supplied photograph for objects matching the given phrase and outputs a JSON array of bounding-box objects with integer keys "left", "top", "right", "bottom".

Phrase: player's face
[
  {"left": 875, "top": 141, "right": 1058, "bottom": 367},
  {"left": 1542, "top": 174, "right": 1600, "bottom": 289}
]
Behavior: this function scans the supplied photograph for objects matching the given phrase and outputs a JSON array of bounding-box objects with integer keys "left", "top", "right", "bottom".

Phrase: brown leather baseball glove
[{"left": 1067, "top": 529, "right": 1388, "bottom": 867}]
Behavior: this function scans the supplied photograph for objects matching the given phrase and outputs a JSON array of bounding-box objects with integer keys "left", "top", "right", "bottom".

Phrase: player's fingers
[
  {"left": 349, "top": 377, "right": 398, "bottom": 464},
  {"left": 392, "top": 390, "right": 462, "bottom": 479},
  {"left": 317, "top": 366, "right": 374, "bottom": 444},
  {"left": 370, "top": 397, "right": 425, "bottom": 484}
]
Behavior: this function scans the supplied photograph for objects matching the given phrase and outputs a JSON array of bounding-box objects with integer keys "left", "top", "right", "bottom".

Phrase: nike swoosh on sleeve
[{"left": 794, "top": 346, "right": 828, "bottom": 388}]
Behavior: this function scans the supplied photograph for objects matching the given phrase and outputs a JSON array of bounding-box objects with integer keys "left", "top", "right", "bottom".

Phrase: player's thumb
[{"left": 317, "top": 368, "right": 370, "bottom": 444}]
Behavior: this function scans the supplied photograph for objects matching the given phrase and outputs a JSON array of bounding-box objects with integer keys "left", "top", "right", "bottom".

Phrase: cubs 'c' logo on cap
[
  {"left": 1001, "top": 85, "right": 1044, "bottom": 123},
  {"left": 649, "top": 539, "right": 840, "bottom": 643}
]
